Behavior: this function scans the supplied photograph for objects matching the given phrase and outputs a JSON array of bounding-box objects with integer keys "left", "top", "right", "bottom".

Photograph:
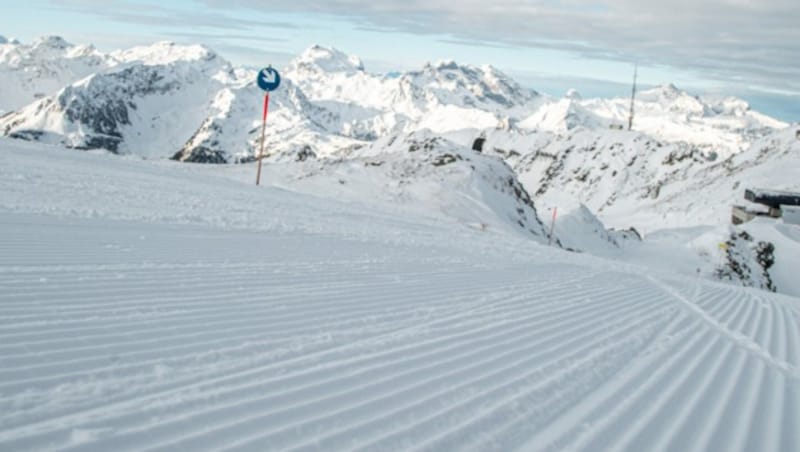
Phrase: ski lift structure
[
  {"left": 732, "top": 188, "right": 800, "bottom": 225},
  {"left": 608, "top": 64, "right": 637, "bottom": 132}
]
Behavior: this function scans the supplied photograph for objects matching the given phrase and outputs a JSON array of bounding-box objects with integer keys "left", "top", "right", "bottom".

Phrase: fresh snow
[{"left": 2, "top": 137, "right": 800, "bottom": 451}]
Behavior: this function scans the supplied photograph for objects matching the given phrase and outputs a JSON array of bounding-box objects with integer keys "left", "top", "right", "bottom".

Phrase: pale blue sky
[{"left": 3, "top": 0, "right": 798, "bottom": 120}]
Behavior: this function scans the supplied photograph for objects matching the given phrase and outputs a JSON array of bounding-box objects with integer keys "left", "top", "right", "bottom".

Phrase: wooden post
[{"left": 549, "top": 207, "right": 558, "bottom": 246}]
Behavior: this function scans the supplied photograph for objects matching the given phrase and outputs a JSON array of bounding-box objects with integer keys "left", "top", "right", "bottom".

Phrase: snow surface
[
  {"left": 784, "top": 207, "right": 800, "bottom": 226},
  {"left": 2, "top": 138, "right": 800, "bottom": 451}
]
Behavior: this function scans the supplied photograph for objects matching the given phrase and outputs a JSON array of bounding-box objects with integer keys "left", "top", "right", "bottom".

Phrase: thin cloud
[
  {"left": 48, "top": 0, "right": 298, "bottom": 31},
  {"left": 166, "top": 32, "right": 289, "bottom": 44},
  {"left": 198, "top": 0, "right": 800, "bottom": 94}
]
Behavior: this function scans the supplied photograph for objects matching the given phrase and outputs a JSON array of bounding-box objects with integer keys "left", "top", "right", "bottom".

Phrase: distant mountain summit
[
  {"left": 110, "top": 41, "right": 220, "bottom": 66},
  {"left": 287, "top": 45, "right": 365, "bottom": 75},
  {"left": 0, "top": 35, "right": 111, "bottom": 113}
]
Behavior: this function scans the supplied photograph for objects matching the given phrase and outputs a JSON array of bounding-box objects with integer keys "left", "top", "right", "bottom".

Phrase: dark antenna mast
[{"left": 628, "top": 63, "right": 637, "bottom": 131}]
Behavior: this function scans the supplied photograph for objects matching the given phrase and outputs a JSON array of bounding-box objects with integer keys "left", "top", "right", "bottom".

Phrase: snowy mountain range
[
  {"left": 2, "top": 36, "right": 798, "bottom": 293},
  {"left": 3, "top": 37, "right": 787, "bottom": 163}
]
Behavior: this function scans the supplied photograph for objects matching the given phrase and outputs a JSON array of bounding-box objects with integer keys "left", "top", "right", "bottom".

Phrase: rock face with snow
[
  {"left": 1, "top": 44, "right": 228, "bottom": 156},
  {"left": 449, "top": 124, "right": 799, "bottom": 233},
  {"left": 172, "top": 74, "right": 351, "bottom": 164},
  {"left": 0, "top": 42, "right": 365, "bottom": 161},
  {"left": 283, "top": 131, "right": 553, "bottom": 241},
  {"left": 715, "top": 230, "right": 776, "bottom": 292},
  {"left": 286, "top": 47, "right": 543, "bottom": 136},
  {"left": 401, "top": 60, "right": 538, "bottom": 111},
  {"left": 577, "top": 84, "right": 787, "bottom": 156}
]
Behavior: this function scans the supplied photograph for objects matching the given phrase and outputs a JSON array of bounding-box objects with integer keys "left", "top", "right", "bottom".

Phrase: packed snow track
[{"left": 0, "top": 140, "right": 799, "bottom": 451}]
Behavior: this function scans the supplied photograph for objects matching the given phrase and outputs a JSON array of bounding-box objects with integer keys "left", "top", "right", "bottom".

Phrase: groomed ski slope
[{"left": 1, "top": 139, "right": 799, "bottom": 451}]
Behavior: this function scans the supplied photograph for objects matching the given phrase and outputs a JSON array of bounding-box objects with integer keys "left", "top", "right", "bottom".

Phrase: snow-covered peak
[
  {"left": 703, "top": 95, "right": 751, "bottom": 116},
  {"left": 405, "top": 59, "right": 536, "bottom": 110},
  {"left": 636, "top": 83, "right": 708, "bottom": 115},
  {"left": 0, "top": 35, "right": 114, "bottom": 112},
  {"left": 110, "top": 41, "right": 221, "bottom": 66},
  {"left": 641, "top": 83, "right": 682, "bottom": 99},
  {"left": 421, "top": 60, "right": 506, "bottom": 82},
  {"left": 427, "top": 59, "right": 459, "bottom": 71},
  {"left": 1, "top": 36, "right": 83, "bottom": 66},
  {"left": 0, "top": 36, "right": 21, "bottom": 46},
  {"left": 638, "top": 83, "right": 693, "bottom": 105},
  {"left": 288, "top": 45, "right": 365, "bottom": 74},
  {"left": 520, "top": 98, "right": 608, "bottom": 132},
  {"left": 66, "top": 44, "right": 101, "bottom": 59},
  {"left": 32, "top": 35, "right": 72, "bottom": 50},
  {"left": 565, "top": 88, "right": 582, "bottom": 100}
]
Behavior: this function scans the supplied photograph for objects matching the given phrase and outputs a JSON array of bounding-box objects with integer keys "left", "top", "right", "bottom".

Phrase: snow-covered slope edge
[
  {"left": 266, "top": 131, "right": 553, "bottom": 242},
  {"left": 251, "top": 130, "right": 643, "bottom": 252}
]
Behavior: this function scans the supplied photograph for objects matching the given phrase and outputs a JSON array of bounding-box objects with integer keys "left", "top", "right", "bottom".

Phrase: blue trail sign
[
  {"left": 254, "top": 66, "right": 280, "bottom": 185},
  {"left": 257, "top": 66, "right": 281, "bottom": 92}
]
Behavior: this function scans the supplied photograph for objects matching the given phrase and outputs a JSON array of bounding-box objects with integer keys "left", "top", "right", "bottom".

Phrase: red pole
[
  {"left": 255, "top": 92, "right": 270, "bottom": 186},
  {"left": 548, "top": 207, "right": 558, "bottom": 246}
]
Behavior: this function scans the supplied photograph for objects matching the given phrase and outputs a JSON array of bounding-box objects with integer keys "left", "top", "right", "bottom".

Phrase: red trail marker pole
[
  {"left": 548, "top": 207, "right": 558, "bottom": 246},
  {"left": 255, "top": 92, "right": 270, "bottom": 186}
]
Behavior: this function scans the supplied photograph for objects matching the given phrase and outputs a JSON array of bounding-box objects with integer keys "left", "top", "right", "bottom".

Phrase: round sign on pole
[{"left": 257, "top": 66, "right": 281, "bottom": 92}]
